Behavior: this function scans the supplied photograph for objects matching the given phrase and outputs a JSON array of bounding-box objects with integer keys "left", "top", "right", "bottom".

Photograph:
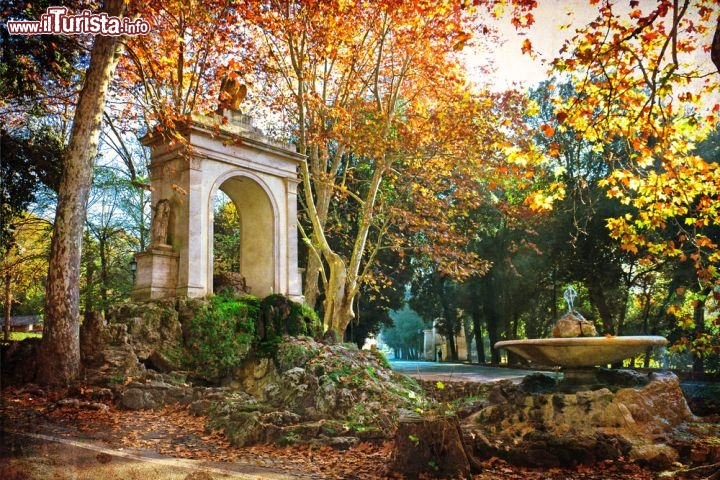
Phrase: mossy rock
[
  {"left": 275, "top": 338, "right": 321, "bottom": 372},
  {"left": 257, "top": 294, "right": 321, "bottom": 348}
]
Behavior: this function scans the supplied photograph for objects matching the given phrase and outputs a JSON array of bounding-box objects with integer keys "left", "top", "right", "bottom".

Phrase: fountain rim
[{"left": 495, "top": 335, "right": 668, "bottom": 349}]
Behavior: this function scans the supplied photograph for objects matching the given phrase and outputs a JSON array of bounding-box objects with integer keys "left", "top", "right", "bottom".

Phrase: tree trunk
[
  {"left": 487, "top": 317, "right": 500, "bottom": 364},
  {"left": 471, "top": 302, "right": 485, "bottom": 364},
  {"left": 447, "top": 327, "right": 458, "bottom": 361},
  {"left": 322, "top": 252, "right": 352, "bottom": 339},
  {"left": 303, "top": 246, "right": 322, "bottom": 310},
  {"left": 692, "top": 291, "right": 708, "bottom": 374},
  {"left": 587, "top": 283, "right": 615, "bottom": 334},
  {"left": 36, "top": 1, "right": 126, "bottom": 387},
  {"left": 99, "top": 234, "right": 109, "bottom": 317},
  {"left": 485, "top": 300, "right": 500, "bottom": 365},
  {"left": 641, "top": 287, "right": 653, "bottom": 368},
  {"left": 436, "top": 274, "right": 459, "bottom": 361},
  {"left": 3, "top": 273, "right": 11, "bottom": 342},
  {"left": 299, "top": 144, "right": 334, "bottom": 312},
  {"left": 324, "top": 158, "right": 387, "bottom": 337},
  {"left": 84, "top": 261, "right": 95, "bottom": 314}
]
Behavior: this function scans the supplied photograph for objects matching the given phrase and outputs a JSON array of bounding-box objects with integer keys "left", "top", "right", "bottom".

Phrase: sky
[
  {"left": 483, "top": 0, "right": 598, "bottom": 88},
  {"left": 470, "top": 0, "right": 717, "bottom": 93}
]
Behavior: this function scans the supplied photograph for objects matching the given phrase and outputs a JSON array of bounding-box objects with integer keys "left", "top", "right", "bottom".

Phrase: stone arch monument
[{"left": 132, "top": 111, "right": 304, "bottom": 301}]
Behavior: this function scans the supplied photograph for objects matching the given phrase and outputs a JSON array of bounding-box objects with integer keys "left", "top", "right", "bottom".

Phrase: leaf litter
[{"left": 0, "top": 385, "right": 674, "bottom": 479}]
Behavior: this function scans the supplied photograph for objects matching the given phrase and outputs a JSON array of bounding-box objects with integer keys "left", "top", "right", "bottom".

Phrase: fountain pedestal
[{"left": 560, "top": 367, "right": 600, "bottom": 386}]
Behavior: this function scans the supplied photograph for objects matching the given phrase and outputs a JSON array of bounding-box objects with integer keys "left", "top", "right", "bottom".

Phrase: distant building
[
  {"left": 0, "top": 315, "right": 43, "bottom": 333},
  {"left": 424, "top": 318, "right": 470, "bottom": 362}
]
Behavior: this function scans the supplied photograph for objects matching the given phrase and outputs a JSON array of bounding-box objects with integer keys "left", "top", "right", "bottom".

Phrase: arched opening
[
  {"left": 211, "top": 175, "right": 275, "bottom": 297},
  {"left": 212, "top": 190, "right": 241, "bottom": 275}
]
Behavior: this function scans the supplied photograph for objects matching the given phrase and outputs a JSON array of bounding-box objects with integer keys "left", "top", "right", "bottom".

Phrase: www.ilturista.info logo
[{"left": 7, "top": 6, "right": 150, "bottom": 36}]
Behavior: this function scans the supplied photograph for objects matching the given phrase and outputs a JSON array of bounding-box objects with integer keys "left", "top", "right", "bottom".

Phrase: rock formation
[
  {"left": 463, "top": 371, "right": 720, "bottom": 470},
  {"left": 551, "top": 312, "right": 598, "bottom": 337}
]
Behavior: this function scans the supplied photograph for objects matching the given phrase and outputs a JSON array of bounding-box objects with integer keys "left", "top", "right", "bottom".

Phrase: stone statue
[
  {"left": 151, "top": 199, "right": 171, "bottom": 248},
  {"left": 217, "top": 71, "right": 247, "bottom": 112}
]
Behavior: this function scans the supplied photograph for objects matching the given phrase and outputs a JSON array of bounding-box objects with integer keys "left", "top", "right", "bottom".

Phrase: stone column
[
  {"left": 286, "top": 177, "right": 303, "bottom": 301},
  {"left": 175, "top": 156, "right": 208, "bottom": 298}
]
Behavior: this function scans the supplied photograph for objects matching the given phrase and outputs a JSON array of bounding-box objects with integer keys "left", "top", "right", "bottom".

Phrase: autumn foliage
[
  {"left": 4, "top": 0, "right": 719, "bottom": 381},
  {"left": 523, "top": 1, "right": 720, "bottom": 357},
  {"left": 115, "top": 0, "right": 542, "bottom": 335}
]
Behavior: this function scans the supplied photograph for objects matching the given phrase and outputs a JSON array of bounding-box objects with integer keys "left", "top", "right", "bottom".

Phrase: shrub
[
  {"left": 182, "top": 292, "right": 321, "bottom": 379},
  {"left": 183, "top": 293, "right": 257, "bottom": 380},
  {"left": 256, "top": 294, "right": 321, "bottom": 355}
]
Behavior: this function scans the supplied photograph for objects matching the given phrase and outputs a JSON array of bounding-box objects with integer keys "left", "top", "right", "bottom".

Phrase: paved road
[{"left": 390, "top": 359, "right": 553, "bottom": 383}]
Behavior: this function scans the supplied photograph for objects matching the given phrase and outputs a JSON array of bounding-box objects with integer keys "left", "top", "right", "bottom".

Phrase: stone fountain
[
  {"left": 495, "top": 286, "right": 667, "bottom": 384},
  {"left": 465, "top": 288, "right": 720, "bottom": 470}
]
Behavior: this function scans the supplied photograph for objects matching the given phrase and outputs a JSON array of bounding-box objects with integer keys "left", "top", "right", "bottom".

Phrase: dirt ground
[{"left": 0, "top": 385, "right": 700, "bottom": 479}]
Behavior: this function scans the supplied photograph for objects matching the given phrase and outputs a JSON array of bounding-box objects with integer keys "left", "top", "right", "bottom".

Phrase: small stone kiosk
[{"left": 132, "top": 110, "right": 304, "bottom": 301}]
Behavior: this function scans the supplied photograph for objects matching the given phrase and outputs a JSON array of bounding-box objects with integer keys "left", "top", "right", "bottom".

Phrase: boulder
[
  {"left": 146, "top": 350, "right": 181, "bottom": 373},
  {"left": 630, "top": 444, "right": 679, "bottom": 469},
  {"left": 213, "top": 272, "right": 250, "bottom": 296},
  {"left": 118, "top": 381, "right": 195, "bottom": 410},
  {"left": 552, "top": 313, "right": 598, "bottom": 337},
  {"left": 107, "top": 301, "right": 183, "bottom": 362},
  {"left": 272, "top": 367, "right": 320, "bottom": 416}
]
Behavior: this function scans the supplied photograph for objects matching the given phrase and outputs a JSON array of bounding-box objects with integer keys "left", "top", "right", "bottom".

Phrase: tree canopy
[{"left": 2, "top": 0, "right": 720, "bottom": 383}]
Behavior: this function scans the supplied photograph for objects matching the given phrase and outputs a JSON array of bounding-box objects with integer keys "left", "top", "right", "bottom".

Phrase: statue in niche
[
  {"left": 150, "top": 199, "right": 171, "bottom": 248},
  {"left": 217, "top": 71, "right": 247, "bottom": 112}
]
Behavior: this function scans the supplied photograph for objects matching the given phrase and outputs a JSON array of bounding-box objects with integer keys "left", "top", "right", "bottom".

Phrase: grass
[{"left": 3, "top": 332, "right": 42, "bottom": 341}]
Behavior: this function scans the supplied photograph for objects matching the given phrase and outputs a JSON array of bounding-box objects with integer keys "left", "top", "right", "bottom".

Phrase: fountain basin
[{"left": 495, "top": 336, "right": 668, "bottom": 368}]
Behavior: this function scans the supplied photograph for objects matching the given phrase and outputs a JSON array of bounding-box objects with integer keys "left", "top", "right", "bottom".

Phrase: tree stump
[{"left": 390, "top": 415, "right": 480, "bottom": 479}]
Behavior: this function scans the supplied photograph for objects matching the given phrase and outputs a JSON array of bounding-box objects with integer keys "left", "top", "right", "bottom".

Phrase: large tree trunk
[
  {"left": 322, "top": 252, "right": 353, "bottom": 340},
  {"left": 36, "top": 1, "right": 126, "bottom": 387}
]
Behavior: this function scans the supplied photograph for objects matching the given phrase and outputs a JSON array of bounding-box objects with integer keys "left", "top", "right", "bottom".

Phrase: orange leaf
[
  {"left": 521, "top": 38, "right": 532, "bottom": 55},
  {"left": 540, "top": 124, "right": 555, "bottom": 137}
]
